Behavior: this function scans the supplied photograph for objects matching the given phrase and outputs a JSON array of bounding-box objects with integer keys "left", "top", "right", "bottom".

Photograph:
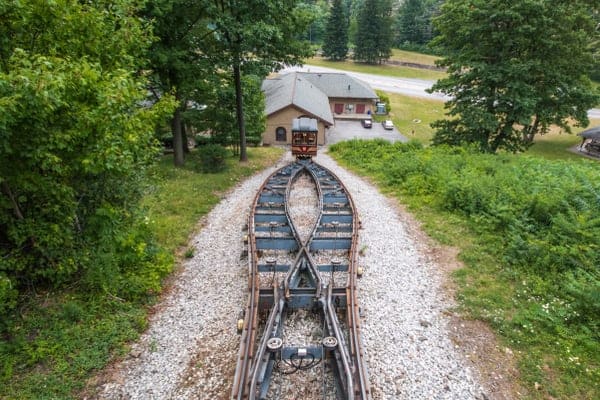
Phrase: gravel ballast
[{"left": 94, "top": 151, "right": 487, "bottom": 400}]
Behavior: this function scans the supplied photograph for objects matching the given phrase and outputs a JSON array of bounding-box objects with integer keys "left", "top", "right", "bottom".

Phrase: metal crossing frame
[{"left": 232, "top": 160, "right": 370, "bottom": 400}]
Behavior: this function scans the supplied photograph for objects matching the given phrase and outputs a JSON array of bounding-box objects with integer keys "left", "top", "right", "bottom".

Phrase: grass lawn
[
  {"left": 384, "top": 92, "right": 445, "bottom": 143},
  {"left": 389, "top": 48, "right": 441, "bottom": 66},
  {"left": 0, "top": 146, "right": 283, "bottom": 400},
  {"left": 143, "top": 147, "right": 284, "bottom": 254},
  {"left": 527, "top": 119, "right": 600, "bottom": 161},
  {"left": 306, "top": 56, "right": 447, "bottom": 81}
]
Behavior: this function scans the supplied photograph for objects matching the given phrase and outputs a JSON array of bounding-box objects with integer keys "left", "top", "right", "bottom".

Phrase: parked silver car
[{"left": 382, "top": 120, "right": 394, "bottom": 130}]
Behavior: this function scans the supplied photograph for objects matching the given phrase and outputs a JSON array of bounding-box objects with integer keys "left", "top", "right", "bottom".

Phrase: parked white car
[{"left": 382, "top": 120, "right": 394, "bottom": 130}]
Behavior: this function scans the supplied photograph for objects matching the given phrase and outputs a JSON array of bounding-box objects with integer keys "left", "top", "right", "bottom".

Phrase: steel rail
[
  {"left": 232, "top": 160, "right": 371, "bottom": 400},
  {"left": 307, "top": 162, "right": 370, "bottom": 399},
  {"left": 231, "top": 179, "right": 265, "bottom": 399},
  {"left": 233, "top": 162, "right": 304, "bottom": 399},
  {"left": 248, "top": 287, "right": 285, "bottom": 399},
  {"left": 232, "top": 163, "right": 300, "bottom": 398}
]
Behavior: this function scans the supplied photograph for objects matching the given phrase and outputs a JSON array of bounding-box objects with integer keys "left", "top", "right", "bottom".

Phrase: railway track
[{"left": 232, "top": 159, "right": 370, "bottom": 400}]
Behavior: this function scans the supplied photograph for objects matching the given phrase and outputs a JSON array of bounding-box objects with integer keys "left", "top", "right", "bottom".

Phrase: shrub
[
  {"left": 246, "top": 135, "right": 262, "bottom": 147},
  {"left": 375, "top": 90, "right": 392, "bottom": 114},
  {"left": 194, "top": 135, "right": 212, "bottom": 147},
  {"left": 198, "top": 144, "right": 229, "bottom": 173},
  {"left": 330, "top": 140, "right": 600, "bottom": 395},
  {"left": 81, "top": 209, "right": 173, "bottom": 301},
  {"left": 0, "top": 274, "right": 17, "bottom": 321},
  {"left": 329, "top": 140, "right": 600, "bottom": 324}
]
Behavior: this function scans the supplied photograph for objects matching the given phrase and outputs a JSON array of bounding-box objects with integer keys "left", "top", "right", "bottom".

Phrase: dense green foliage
[
  {"left": 142, "top": 0, "right": 213, "bottom": 166},
  {"left": 187, "top": 73, "right": 266, "bottom": 154},
  {"left": 330, "top": 139, "right": 600, "bottom": 397},
  {"left": 353, "top": 0, "right": 393, "bottom": 64},
  {"left": 298, "top": 0, "right": 330, "bottom": 44},
  {"left": 201, "top": 0, "right": 313, "bottom": 162},
  {"left": 0, "top": 147, "right": 283, "bottom": 399},
  {"left": 0, "top": 0, "right": 175, "bottom": 320},
  {"left": 144, "top": 0, "right": 312, "bottom": 164},
  {"left": 429, "top": 0, "right": 600, "bottom": 153},
  {"left": 322, "top": 0, "right": 349, "bottom": 61},
  {"left": 394, "top": 0, "right": 440, "bottom": 48}
]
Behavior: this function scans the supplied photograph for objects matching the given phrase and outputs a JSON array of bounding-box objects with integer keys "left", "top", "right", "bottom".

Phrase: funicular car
[{"left": 291, "top": 117, "right": 318, "bottom": 158}]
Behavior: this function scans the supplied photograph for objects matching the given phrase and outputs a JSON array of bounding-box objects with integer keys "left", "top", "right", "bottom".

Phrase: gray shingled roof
[
  {"left": 262, "top": 73, "right": 295, "bottom": 115},
  {"left": 262, "top": 72, "right": 377, "bottom": 125},
  {"left": 298, "top": 72, "right": 378, "bottom": 99},
  {"left": 262, "top": 72, "right": 334, "bottom": 125},
  {"left": 578, "top": 125, "right": 600, "bottom": 139}
]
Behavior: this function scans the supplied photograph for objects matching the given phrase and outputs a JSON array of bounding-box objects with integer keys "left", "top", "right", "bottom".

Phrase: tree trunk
[
  {"left": 1, "top": 181, "right": 24, "bottom": 220},
  {"left": 172, "top": 107, "right": 185, "bottom": 167},
  {"left": 233, "top": 60, "right": 247, "bottom": 162},
  {"left": 182, "top": 122, "right": 190, "bottom": 154},
  {"left": 523, "top": 115, "right": 540, "bottom": 143}
]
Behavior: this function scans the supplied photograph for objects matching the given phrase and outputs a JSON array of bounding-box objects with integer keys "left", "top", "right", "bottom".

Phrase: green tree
[
  {"left": 322, "top": 0, "right": 349, "bottom": 60},
  {"left": 344, "top": 0, "right": 361, "bottom": 43},
  {"left": 0, "top": 0, "right": 174, "bottom": 310},
  {"left": 394, "top": 0, "right": 440, "bottom": 48},
  {"left": 205, "top": 0, "right": 313, "bottom": 162},
  {"left": 353, "top": 0, "right": 393, "bottom": 64},
  {"left": 192, "top": 73, "right": 266, "bottom": 152},
  {"left": 143, "top": 0, "right": 211, "bottom": 167},
  {"left": 591, "top": 10, "right": 600, "bottom": 81},
  {"left": 429, "top": 0, "right": 600, "bottom": 153},
  {"left": 298, "top": 0, "right": 330, "bottom": 44}
]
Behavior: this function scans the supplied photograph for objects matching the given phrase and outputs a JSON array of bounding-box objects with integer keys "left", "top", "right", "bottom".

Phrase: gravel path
[{"left": 92, "top": 150, "right": 487, "bottom": 400}]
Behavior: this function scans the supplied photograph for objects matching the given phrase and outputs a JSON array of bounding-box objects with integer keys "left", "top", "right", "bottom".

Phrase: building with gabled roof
[{"left": 262, "top": 71, "right": 378, "bottom": 145}]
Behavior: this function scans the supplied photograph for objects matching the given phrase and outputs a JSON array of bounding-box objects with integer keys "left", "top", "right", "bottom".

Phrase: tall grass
[{"left": 329, "top": 139, "right": 600, "bottom": 399}]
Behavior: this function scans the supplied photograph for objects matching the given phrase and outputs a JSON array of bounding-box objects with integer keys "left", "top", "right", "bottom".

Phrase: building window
[{"left": 275, "top": 126, "right": 287, "bottom": 141}]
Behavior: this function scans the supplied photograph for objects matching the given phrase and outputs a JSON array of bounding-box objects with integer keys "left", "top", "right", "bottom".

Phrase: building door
[
  {"left": 334, "top": 103, "right": 344, "bottom": 114},
  {"left": 356, "top": 104, "right": 365, "bottom": 114}
]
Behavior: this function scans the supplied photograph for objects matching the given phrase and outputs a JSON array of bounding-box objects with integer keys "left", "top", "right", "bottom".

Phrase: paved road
[{"left": 282, "top": 64, "right": 600, "bottom": 120}]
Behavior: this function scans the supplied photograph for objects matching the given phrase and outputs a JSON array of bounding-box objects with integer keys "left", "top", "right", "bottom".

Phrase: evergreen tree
[
  {"left": 375, "top": 0, "right": 394, "bottom": 61},
  {"left": 395, "top": 0, "right": 427, "bottom": 46},
  {"left": 322, "top": 0, "right": 349, "bottom": 60},
  {"left": 353, "top": 0, "right": 393, "bottom": 64}
]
